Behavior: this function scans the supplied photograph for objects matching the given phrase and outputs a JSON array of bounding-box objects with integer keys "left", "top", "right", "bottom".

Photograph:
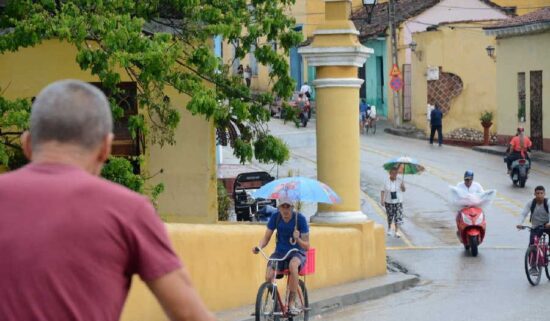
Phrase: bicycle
[
  {"left": 254, "top": 247, "right": 310, "bottom": 321},
  {"left": 365, "top": 116, "right": 377, "bottom": 135},
  {"left": 519, "top": 225, "right": 550, "bottom": 286}
]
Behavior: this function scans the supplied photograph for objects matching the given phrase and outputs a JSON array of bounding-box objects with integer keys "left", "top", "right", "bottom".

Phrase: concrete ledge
[{"left": 216, "top": 273, "right": 419, "bottom": 321}]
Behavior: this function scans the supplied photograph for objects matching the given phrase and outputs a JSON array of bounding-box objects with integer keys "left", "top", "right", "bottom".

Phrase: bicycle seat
[{"left": 275, "top": 268, "right": 307, "bottom": 278}]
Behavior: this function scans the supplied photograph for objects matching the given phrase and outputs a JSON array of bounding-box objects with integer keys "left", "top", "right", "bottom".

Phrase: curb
[
  {"left": 308, "top": 274, "right": 419, "bottom": 318},
  {"left": 471, "top": 146, "right": 506, "bottom": 156},
  {"left": 216, "top": 273, "right": 419, "bottom": 321}
]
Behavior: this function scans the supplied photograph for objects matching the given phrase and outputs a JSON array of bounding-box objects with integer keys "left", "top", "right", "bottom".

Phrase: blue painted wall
[{"left": 363, "top": 38, "right": 388, "bottom": 117}]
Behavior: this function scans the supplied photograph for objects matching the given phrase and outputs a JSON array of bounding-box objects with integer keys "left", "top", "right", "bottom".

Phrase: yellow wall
[
  {"left": 121, "top": 221, "right": 386, "bottom": 319},
  {"left": 495, "top": 31, "right": 550, "bottom": 138},
  {"left": 410, "top": 24, "right": 498, "bottom": 134},
  {"left": 491, "top": 0, "right": 550, "bottom": 15},
  {"left": 0, "top": 40, "right": 217, "bottom": 223}
]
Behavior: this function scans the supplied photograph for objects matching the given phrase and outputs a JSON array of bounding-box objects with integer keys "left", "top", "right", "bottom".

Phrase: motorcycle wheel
[
  {"left": 469, "top": 235, "right": 478, "bottom": 257},
  {"left": 545, "top": 264, "right": 550, "bottom": 281}
]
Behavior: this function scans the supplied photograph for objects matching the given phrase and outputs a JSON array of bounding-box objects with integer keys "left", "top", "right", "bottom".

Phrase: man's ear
[
  {"left": 97, "top": 133, "right": 113, "bottom": 163},
  {"left": 21, "top": 131, "right": 32, "bottom": 160}
]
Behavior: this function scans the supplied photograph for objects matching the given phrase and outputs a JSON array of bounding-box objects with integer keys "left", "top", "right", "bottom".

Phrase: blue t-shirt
[
  {"left": 267, "top": 211, "right": 309, "bottom": 255},
  {"left": 360, "top": 102, "right": 368, "bottom": 113}
]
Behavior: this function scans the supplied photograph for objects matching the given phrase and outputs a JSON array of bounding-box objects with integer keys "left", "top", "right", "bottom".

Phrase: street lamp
[
  {"left": 485, "top": 45, "right": 496, "bottom": 60},
  {"left": 408, "top": 41, "right": 417, "bottom": 52},
  {"left": 362, "top": 0, "right": 377, "bottom": 24}
]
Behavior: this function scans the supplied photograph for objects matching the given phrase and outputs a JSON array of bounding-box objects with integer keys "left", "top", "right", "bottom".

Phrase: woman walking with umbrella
[
  {"left": 381, "top": 157, "right": 425, "bottom": 238},
  {"left": 381, "top": 167, "right": 406, "bottom": 238}
]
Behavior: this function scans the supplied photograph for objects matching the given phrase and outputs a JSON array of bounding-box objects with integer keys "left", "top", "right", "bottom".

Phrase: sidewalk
[
  {"left": 216, "top": 272, "right": 419, "bottom": 321},
  {"left": 472, "top": 145, "right": 550, "bottom": 166}
]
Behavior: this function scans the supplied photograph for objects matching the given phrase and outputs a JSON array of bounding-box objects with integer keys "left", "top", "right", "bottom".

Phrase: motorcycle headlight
[
  {"left": 475, "top": 212, "right": 484, "bottom": 225},
  {"left": 462, "top": 213, "right": 473, "bottom": 225}
]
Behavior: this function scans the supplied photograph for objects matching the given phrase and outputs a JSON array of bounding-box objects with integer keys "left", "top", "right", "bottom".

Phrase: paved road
[{"left": 221, "top": 118, "right": 550, "bottom": 320}]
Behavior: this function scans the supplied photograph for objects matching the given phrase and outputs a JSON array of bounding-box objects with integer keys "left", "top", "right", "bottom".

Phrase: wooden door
[{"left": 530, "top": 71, "right": 543, "bottom": 150}]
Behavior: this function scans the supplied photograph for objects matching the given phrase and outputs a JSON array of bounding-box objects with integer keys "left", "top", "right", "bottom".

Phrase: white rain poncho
[{"left": 449, "top": 186, "right": 496, "bottom": 212}]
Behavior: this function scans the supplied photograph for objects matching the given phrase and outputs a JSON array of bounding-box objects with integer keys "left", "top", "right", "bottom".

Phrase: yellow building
[
  {"left": 0, "top": 40, "right": 218, "bottom": 223},
  {"left": 484, "top": 7, "right": 550, "bottom": 151},
  {"left": 220, "top": 0, "right": 365, "bottom": 93},
  {"left": 492, "top": 0, "right": 550, "bottom": 15},
  {"left": 410, "top": 22, "right": 500, "bottom": 136}
]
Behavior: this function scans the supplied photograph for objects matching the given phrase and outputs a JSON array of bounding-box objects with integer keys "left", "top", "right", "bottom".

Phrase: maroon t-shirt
[{"left": 0, "top": 163, "right": 182, "bottom": 321}]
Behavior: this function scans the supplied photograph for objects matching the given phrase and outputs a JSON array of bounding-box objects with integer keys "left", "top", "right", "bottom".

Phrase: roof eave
[{"left": 484, "top": 21, "right": 550, "bottom": 37}]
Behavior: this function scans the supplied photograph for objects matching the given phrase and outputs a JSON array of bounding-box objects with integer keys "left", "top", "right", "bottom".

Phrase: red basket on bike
[{"left": 300, "top": 248, "right": 316, "bottom": 275}]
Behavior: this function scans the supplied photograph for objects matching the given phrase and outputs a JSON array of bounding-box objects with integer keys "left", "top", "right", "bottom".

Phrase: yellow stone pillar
[{"left": 299, "top": 0, "right": 372, "bottom": 223}]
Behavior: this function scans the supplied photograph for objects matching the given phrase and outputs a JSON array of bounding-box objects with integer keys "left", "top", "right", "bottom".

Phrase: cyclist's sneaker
[{"left": 288, "top": 306, "right": 301, "bottom": 316}]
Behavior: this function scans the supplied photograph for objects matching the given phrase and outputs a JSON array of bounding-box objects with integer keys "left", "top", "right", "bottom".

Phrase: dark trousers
[
  {"left": 529, "top": 228, "right": 550, "bottom": 246},
  {"left": 430, "top": 125, "right": 442, "bottom": 145},
  {"left": 506, "top": 151, "right": 530, "bottom": 170}
]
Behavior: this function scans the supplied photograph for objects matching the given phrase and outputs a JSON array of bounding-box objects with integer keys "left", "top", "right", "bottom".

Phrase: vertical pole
[{"left": 389, "top": 0, "right": 401, "bottom": 127}]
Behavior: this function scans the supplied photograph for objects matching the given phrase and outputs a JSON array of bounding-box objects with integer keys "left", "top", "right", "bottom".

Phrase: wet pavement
[{"left": 219, "top": 117, "right": 550, "bottom": 320}]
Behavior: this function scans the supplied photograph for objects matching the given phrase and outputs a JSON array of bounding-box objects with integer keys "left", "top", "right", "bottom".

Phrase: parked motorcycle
[
  {"left": 456, "top": 207, "right": 486, "bottom": 257},
  {"left": 509, "top": 158, "right": 530, "bottom": 188}
]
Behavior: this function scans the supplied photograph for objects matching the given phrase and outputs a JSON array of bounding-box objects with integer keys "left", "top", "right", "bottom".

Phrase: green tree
[{"left": 0, "top": 0, "right": 299, "bottom": 191}]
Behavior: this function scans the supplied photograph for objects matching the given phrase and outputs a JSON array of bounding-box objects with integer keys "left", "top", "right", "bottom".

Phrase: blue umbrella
[{"left": 252, "top": 176, "right": 341, "bottom": 204}]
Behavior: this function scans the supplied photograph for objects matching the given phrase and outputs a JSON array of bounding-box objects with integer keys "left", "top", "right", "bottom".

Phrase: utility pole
[{"left": 389, "top": 0, "right": 401, "bottom": 127}]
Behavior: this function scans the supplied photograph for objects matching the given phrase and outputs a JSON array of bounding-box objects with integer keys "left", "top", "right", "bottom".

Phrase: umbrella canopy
[
  {"left": 252, "top": 176, "right": 341, "bottom": 204},
  {"left": 383, "top": 156, "right": 425, "bottom": 175}
]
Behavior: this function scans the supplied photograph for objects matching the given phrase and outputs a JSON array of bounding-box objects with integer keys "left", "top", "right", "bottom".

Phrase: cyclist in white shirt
[{"left": 456, "top": 170, "right": 484, "bottom": 195}]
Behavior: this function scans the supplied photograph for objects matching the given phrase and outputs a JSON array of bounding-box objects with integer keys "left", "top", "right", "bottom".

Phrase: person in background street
[
  {"left": 300, "top": 82, "right": 312, "bottom": 119},
  {"left": 253, "top": 197, "right": 310, "bottom": 315},
  {"left": 295, "top": 92, "right": 309, "bottom": 127},
  {"left": 381, "top": 167, "right": 406, "bottom": 238},
  {"left": 429, "top": 104, "right": 443, "bottom": 146},
  {"left": 0, "top": 80, "right": 215, "bottom": 321},
  {"left": 237, "top": 64, "right": 244, "bottom": 79},
  {"left": 300, "top": 81, "right": 311, "bottom": 100},
  {"left": 359, "top": 99, "right": 368, "bottom": 134},
  {"left": 244, "top": 65, "right": 252, "bottom": 88},
  {"left": 516, "top": 186, "right": 550, "bottom": 246},
  {"left": 456, "top": 170, "right": 484, "bottom": 195},
  {"left": 426, "top": 103, "right": 434, "bottom": 134},
  {"left": 506, "top": 127, "right": 532, "bottom": 174}
]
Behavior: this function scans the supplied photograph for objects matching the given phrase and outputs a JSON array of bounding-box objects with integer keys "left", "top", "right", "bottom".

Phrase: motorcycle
[
  {"left": 509, "top": 158, "right": 530, "bottom": 188},
  {"left": 456, "top": 207, "right": 486, "bottom": 257}
]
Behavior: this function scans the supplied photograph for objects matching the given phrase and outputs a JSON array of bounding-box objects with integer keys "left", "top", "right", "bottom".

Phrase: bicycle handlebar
[
  {"left": 254, "top": 247, "right": 300, "bottom": 262},
  {"left": 518, "top": 225, "right": 548, "bottom": 231}
]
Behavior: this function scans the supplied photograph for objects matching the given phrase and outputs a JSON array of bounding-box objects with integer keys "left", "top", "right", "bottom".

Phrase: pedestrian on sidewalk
[
  {"left": 0, "top": 80, "right": 215, "bottom": 321},
  {"left": 381, "top": 168, "right": 406, "bottom": 238},
  {"left": 244, "top": 65, "right": 252, "bottom": 88},
  {"left": 429, "top": 104, "right": 443, "bottom": 146}
]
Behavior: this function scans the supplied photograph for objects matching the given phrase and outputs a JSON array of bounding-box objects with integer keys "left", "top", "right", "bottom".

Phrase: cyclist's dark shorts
[{"left": 269, "top": 251, "right": 307, "bottom": 271}]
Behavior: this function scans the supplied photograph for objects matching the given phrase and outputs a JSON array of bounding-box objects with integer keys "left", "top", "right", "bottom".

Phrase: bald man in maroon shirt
[{"left": 0, "top": 80, "right": 215, "bottom": 321}]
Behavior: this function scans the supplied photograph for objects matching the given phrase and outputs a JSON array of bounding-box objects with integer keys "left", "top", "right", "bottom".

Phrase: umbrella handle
[{"left": 289, "top": 211, "right": 298, "bottom": 245}]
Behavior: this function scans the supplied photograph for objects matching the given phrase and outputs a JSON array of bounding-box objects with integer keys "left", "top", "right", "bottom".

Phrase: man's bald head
[{"left": 30, "top": 80, "right": 113, "bottom": 151}]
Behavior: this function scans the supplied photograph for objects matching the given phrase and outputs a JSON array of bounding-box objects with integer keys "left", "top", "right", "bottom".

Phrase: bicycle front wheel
[
  {"left": 525, "top": 246, "right": 542, "bottom": 286},
  {"left": 289, "top": 279, "right": 309, "bottom": 321},
  {"left": 255, "top": 282, "right": 280, "bottom": 321}
]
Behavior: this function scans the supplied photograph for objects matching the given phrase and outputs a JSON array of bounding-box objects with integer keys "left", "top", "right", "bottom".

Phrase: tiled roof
[
  {"left": 484, "top": 6, "right": 550, "bottom": 29},
  {"left": 352, "top": 0, "right": 510, "bottom": 40},
  {"left": 351, "top": 0, "right": 441, "bottom": 40}
]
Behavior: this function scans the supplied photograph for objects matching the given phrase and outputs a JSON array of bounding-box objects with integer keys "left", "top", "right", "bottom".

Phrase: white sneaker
[
  {"left": 386, "top": 231, "right": 392, "bottom": 237},
  {"left": 393, "top": 231, "right": 400, "bottom": 239}
]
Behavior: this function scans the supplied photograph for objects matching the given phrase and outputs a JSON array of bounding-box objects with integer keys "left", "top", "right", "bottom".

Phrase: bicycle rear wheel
[
  {"left": 255, "top": 282, "right": 280, "bottom": 321},
  {"left": 525, "top": 246, "right": 542, "bottom": 286},
  {"left": 372, "top": 121, "right": 376, "bottom": 134}
]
